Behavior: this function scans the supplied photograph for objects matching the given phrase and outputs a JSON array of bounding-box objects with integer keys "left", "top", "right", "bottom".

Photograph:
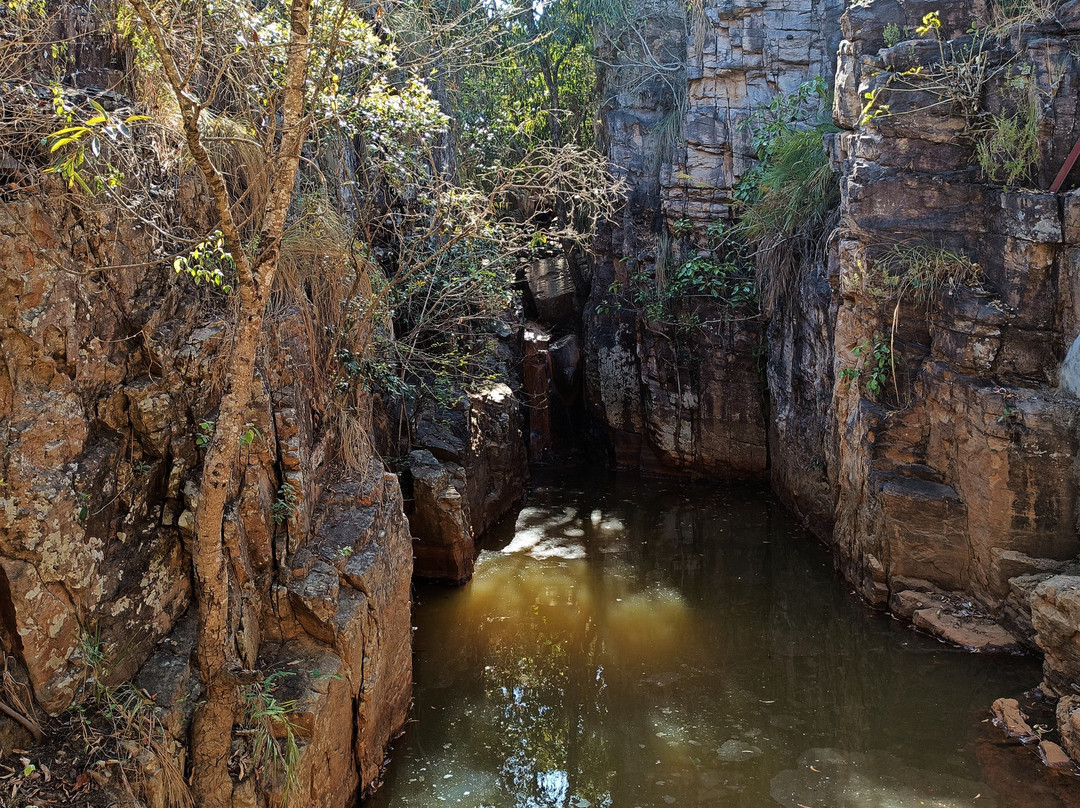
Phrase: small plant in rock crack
[
  {"left": 994, "top": 387, "right": 1022, "bottom": 426},
  {"left": 842, "top": 339, "right": 893, "bottom": 398},
  {"left": 239, "top": 423, "right": 263, "bottom": 449},
  {"left": 240, "top": 671, "right": 302, "bottom": 807},
  {"left": 883, "top": 22, "right": 904, "bottom": 48},
  {"left": 860, "top": 339, "right": 892, "bottom": 397},
  {"left": 670, "top": 217, "right": 694, "bottom": 238},
  {"left": 75, "top": 491, "right": 91, "bottom": 525},
  {"left": 195, "top": 419, "right": 215, "bottom": 448},
  {"left": 272, "top": 482, "right": 299, "bottom": 525},
  {"left": 975, "top": 66, "right": 1041, "bottom": 189},
  {"left": 77, "top": 629, "right": 108, "bottom": 685}
]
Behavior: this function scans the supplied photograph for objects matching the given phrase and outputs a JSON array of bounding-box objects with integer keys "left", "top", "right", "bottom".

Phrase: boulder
[
  {"left": 1056, "top": 695, "right": 1080, "bottom": 763},
  {"left": 1031, "top": 576, "right": 1080, "bottom": 696},
  {"left": 992, "top": 698, "right": 1038, "bottom": 744},
  {"left": 407, "top": 450, "right": 475, "bottom": 583}
]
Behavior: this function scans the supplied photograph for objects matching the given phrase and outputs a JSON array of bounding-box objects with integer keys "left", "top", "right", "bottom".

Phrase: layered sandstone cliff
[
  {"left": 589, "top": 0, "right": 1080, "bottom": 766},
  {"left": 587, "top": 0, "right": 844, "bottom": 475}
]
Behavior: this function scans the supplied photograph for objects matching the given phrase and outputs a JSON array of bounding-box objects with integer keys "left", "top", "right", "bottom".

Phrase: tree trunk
[{"left": 128, "top": 2, "right": 313, "bottom": 805}]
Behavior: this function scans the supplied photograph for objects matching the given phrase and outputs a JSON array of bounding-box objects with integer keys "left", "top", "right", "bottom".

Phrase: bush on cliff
[{"left": 735, "top": 78, "right": 840, "bottom": 312}]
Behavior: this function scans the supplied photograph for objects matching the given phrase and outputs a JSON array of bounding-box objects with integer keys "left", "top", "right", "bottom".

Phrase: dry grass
[
  {"left": 851, "top": 244, "right": 984, "bottom": 305},
  {"left": 738, "top": 126, "right": 840, "bottom": 314},
  {"left": 271, "top": 192, "right": 379, "bottom": 470},
  {"left": 2, "top": 678, "right": 192, "bottom": 808},
  {"left": 989, "top": 0, "right": 1063, "bottom": 32},
  {"left": 199, "top": 112, "right": 272, "bottom": 235},
  {"left": 843, "top": 243, "right": 983, "bottom": 402},
  {"left": 1, "top": 655, "right": 42, "bottom": 745}
]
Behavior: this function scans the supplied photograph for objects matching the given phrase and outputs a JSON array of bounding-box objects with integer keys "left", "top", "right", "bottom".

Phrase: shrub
[
  {"left": 859, "top": 10, "right": 1046, "bottom": 189},
  {"left": 736, "top": 78, "right": 840, "bottom": 311},
  {"left": 975, "top": 71, "right": 1041, "bottom": 188},
  {"left": 883, "top": 22, "right": 904, "bottom": 48},
  {"left": 739, "top": 128, "right": 839, "bottom": 245}
]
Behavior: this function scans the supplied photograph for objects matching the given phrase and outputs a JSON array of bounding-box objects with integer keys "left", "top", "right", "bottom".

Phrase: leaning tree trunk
[{"left": 128, "top": 2, "right": 314, "bottom": 805}]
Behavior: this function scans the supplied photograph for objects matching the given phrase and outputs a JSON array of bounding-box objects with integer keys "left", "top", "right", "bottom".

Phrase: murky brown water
[{"left": 365, "top": 472, "right": 1075, "bottom": 808}]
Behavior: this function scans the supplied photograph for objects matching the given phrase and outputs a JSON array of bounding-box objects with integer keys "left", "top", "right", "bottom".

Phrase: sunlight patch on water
[
  {"left": 364, "top": 476, "right": 1045, "bottom": 808},
  {"left": 465, "top": 552, "right": 692, "bottom": 665}
]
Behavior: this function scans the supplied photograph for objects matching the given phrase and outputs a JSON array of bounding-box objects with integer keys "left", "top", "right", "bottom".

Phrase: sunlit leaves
[
  {"left": 448, "top": 0, "right": 599, "bottom": 181},
  {"left": 348, "top": 78, "right": 448, "bottom": 189},
  {"left": 43, "top": 98, "right": 150, "bottom": 193},
  {"left": 173, "top": 230, "right": 236, "bottom": 292}
]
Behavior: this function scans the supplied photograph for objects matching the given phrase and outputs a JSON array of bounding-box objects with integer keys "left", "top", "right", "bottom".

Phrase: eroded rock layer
[
  {"left": 588, "top": 0, "right": 845, "bottom": 476},
  {"left": 827, "top": 0, "right": 1080, "bottom": 685}
]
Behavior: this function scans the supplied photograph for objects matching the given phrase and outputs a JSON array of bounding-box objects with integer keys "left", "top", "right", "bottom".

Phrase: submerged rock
[
  {"left": 771, "top": 748, "right": 1001, "bottom": 808},
  {"left": 1038, "top": 740, "right": 1075, "bottom": 771},
  {"left": 912, "top": 605, "right": 1023, "bottom": 653},
  {"left": 717, "top": 739, "right": 763, "bottom": 762}
]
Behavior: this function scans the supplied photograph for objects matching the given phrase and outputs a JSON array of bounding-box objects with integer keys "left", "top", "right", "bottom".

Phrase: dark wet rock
[
  {"left": 412, "top": 382, "right": 527, "bottom": 539},
  {"left": 526, "top": 256, "right": 577, "bottom": 326},
  {"left": 407, "top": 449, "right": 475, "bottom": 583},
  {"left": 549, "top": 333, "right": 582, "bottom": 402},
  {"left": 135, "top": 612, "right": 200, "bottom": 741},
  {"left": 523, "top": 325, "right": 554, "bottom": 460},
  {"left": 584, "top": 283, "right": 769, "bottom": 477}
]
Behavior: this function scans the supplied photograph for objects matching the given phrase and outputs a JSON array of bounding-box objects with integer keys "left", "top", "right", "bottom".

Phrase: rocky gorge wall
[
  {"left": 0, "top": 169, "right": 414, "bottom": 805},
  {"left": 7, "top": 0, "right": 1080, "bottom": 800},
  {"left": 0, "top": 12, "right": 539, "bottom": 807},
  {"left": 586, "top": 0, "right": 844, "bottom": 476},
  {"left": 589, "top": 0, "right": 1080, "bottom": 767}
]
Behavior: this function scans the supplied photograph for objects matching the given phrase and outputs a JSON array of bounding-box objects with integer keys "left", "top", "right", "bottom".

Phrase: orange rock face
[{"left": 0, "top": 186, "right": 413, "bottom": 803}]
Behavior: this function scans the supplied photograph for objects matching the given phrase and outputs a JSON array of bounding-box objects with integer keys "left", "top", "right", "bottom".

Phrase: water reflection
[{"left": 365, "top": 473, "right": 1062, "bottom": 808}]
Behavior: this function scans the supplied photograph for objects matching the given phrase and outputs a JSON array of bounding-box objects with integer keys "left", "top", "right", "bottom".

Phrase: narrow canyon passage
[{"left": 367, "top": 473, "right": 1073, "bottom": 808}]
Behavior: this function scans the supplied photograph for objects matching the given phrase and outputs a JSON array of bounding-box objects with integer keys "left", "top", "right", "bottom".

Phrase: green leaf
[
  {"left": 49, "top": 126, "right": 90, "bottom": 137},
  {"left": 49, "top": 136, "right": 81, "bottom": 151}
]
